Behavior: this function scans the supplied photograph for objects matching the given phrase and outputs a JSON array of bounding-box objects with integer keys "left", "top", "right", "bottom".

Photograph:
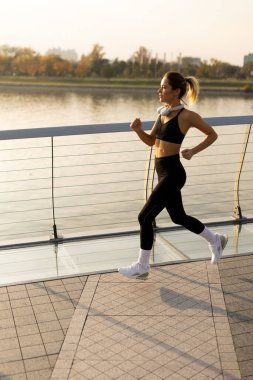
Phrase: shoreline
[{"left": 0, "top": 81, "right": 252, "bottom": 96}]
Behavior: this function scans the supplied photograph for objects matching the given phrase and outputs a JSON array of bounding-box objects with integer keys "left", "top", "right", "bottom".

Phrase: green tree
[
  {"left": 89, "top": 44, "right": 105, "bottom": 61},
  {"left": 0, "top": 55, "right": 12, "bottom": 75},
  {"left": 76, "top": 54, "right": 91, "bottom": 76},
  {"left": 76, "top": 44, "right": 106, "bottom": 77},
  {"left": 100, "top": 62, "right": 114, "bottom": 78},
  {"left": 129, "top": 46, "right": 152, "bottom": 77},
  {"left": 197, "top": 60, "right": 212, "bottom": 78},
  {"left": 38, "top": 55, "right": 72, "bottom": 76},
  {"left": 111, "top": 59, "right": 126, "bottom": 77},
  {"left": 11, "top": 48, "right": 39, "bottom": 75},
  {"left": 242, "top": 62, "right": 253, "bottom": 78},
  {"left": 181, "top": 57, "right": 198, "bottom": 76}
]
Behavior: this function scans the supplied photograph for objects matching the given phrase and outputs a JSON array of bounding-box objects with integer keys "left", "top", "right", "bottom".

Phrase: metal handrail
[{"left": 0, "top": 115, "right": 253, "bottom": 140}]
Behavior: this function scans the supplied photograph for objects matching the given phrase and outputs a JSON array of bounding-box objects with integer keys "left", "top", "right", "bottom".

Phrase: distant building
[
  {"left": 46, "top": 48, "right": 79, "bottom": 62},
  {"left": 244, "top": 53, "right": 253, "bottom": 65},
  {"left": 182, "top": 57, "right": 201, "bottom": 66}
]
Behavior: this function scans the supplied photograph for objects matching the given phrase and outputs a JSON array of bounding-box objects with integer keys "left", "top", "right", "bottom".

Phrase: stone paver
[
  {"left": 219, "top": 255, "right": 253, "bottom": 380},
  {"left": 2, "top": 255, "right": 253, "bottom": 379},
  {"left": 51, "top": 261, "right": 241, "bottom": 380},
  {"left": 0, "top": 276, "right": 87, "bottom": 379}
]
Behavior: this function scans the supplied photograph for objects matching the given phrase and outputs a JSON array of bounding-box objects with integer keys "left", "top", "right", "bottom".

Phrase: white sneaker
[
  {"left": 209, "top": 234, "right": 228, "bottom": 264},
  {"left": 118, "top": 262, "right": 150, "bottom": 279}
]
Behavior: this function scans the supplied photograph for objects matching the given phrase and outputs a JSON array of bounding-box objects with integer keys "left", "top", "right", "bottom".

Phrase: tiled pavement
[
  {"left": 218, "top": 255, "right": 253, "bottom": 380},
  {"left": 0, "top": 276, "right": 87, "bottom": 379},
  {"left": 1, "top": 257, "right": 252, "bottom": 379}
]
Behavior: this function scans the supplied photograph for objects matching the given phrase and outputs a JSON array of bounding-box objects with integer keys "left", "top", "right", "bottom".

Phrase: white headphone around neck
[{"left": 157, "top": 104, "right": 184, "bottom": 116}]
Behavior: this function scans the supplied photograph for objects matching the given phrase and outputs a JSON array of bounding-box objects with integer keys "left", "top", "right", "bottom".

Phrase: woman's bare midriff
[{"left": 155, "top": 139, "right": 181, "bottom": 158}]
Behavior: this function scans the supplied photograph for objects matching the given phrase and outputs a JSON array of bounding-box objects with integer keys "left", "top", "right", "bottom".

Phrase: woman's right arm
[{"left": 130, "top": 117, "right": 158, "bottom": 146}]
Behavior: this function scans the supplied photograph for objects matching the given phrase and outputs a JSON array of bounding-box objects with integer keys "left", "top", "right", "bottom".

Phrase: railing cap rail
[{"left": 0, "top": 115, "right": 252, "bottom": 141}]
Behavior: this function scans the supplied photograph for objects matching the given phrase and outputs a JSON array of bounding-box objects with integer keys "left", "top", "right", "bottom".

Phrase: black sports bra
[{"left": 155, "top": 108, "right": 185, "bottom": 144}]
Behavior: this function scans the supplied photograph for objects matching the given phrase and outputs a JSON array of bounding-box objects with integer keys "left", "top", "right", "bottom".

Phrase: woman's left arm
[{"left": 181, "top": 112, "right": 217, "bottom": 160}]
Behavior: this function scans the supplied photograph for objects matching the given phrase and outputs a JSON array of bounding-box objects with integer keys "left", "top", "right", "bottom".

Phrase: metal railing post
[
  {"left": 233, "top": 123, "right": 252, "bottom": 220},
  {"left": 145, "top": 146, "right": 153, "bottom": 202},
  {"left": 51, "top": 136, "right": 61, "bottom": 241},
  {"left": 144, "top": 146, "right": 156, "bottom": 215},
  {"left": 233, "top": 123, "right": 252, "bottom": 254}
]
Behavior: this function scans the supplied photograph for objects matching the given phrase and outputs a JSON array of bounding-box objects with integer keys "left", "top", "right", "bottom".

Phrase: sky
[{"left": 0, "top": 0, "right": 252, "bottom": 66}]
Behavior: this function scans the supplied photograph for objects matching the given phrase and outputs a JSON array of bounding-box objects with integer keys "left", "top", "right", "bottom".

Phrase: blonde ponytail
[{"left": 185, "top": 76, "right": 199, "bottom": 104}]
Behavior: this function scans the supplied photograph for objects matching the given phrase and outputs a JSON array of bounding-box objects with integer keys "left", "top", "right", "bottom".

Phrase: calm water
[
  {"left": 0, "top": 87, "right": 252, "bottom": 129},
  {"left": 0, "top": 87, "right": 252, "bottom": 244}
]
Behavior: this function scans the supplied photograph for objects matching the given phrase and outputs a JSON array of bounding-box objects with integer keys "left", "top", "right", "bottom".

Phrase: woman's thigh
[{"left": 139, "top": 177, "right": 176, "bottom": 222}]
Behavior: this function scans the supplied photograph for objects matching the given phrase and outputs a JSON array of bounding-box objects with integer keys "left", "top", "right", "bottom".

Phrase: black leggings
[{"left": 138, "top": 155, "right": 204, "bottom": 250}]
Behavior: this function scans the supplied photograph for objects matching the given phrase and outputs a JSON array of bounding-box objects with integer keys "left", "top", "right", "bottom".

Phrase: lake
[{"left": 0, "top": 86, "right": 252, "bottom": 129}]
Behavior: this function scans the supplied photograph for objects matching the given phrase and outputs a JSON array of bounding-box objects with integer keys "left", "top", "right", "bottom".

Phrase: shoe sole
[
  {"left": 118, "top": 270, "right": 149, "bottom": 280},
  {"left": 136, "top": 272, "right": 149, "bottom": 280}
]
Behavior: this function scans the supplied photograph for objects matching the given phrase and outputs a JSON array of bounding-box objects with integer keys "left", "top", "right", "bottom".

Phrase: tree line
[{"left": 0, "top": 44, "right": 252, "bottom": 79}]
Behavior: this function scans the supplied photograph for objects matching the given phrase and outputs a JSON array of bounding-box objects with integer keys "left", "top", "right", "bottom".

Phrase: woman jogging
[{"left": 118, "top": 71, "right": 228, "bottom": 279}]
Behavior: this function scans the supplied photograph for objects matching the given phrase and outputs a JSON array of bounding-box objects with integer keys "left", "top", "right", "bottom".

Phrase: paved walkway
[
  {"left": 218, "top": 255, "right": 253, "bottom": 380},
  {"left": 1, "top": 256, "right": 252, "bottom": 379}
]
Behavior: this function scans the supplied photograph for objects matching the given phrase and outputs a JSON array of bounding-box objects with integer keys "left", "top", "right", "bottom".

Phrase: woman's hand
[
  {"left": 130, "top": 118, "right": 142, "bottom": 132},
  {"left": 181, "top": 148, "right": 194, "bottom": 160}
]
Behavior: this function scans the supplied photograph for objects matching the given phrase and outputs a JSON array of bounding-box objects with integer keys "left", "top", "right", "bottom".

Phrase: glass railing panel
[
  {"left": 155, "top": 124, "right": 251, "bottom": 226},
  {"left": 155, "top": 223, "right": 253, "bottom": 262},
  {"left": 53, "top": 132, "right": 148, "bottom": 236},
  {"left": 0, "top": 222, "right": 252, "bottom": 286},
  {"left": 239, "top": 127, "right": 253, "bottom": 218},
  {"left": 0, "top": 138, "right": 53, "bottom": 244}
]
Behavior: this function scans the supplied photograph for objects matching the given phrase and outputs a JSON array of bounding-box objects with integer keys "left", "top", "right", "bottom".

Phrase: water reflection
[{"left": 0, "top": 87, "right": 252, "bottom": 130}]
